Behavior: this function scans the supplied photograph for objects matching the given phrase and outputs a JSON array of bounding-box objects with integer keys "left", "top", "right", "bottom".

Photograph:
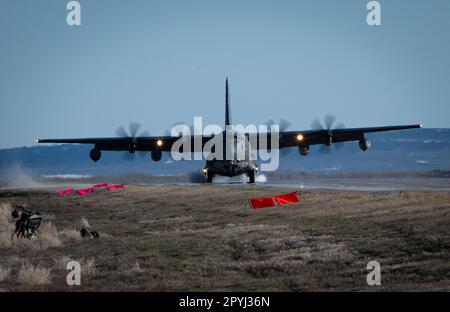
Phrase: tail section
[{"left": 225, "top": 78, "right": 231, "bottom": 127}]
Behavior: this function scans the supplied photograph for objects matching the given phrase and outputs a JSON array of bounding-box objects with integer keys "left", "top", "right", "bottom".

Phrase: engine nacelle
[
  {"left": 299, "top": 145, "right": 310, "bottom": 156},
  {"left": 358, "top": 138, "right": 371, "bottom": 151},
  {"left": 89, "top": 148, "right": 101, "bottom": 162},
  {"left": 151, "top": 150, "right": 162, "bottom": 161}
]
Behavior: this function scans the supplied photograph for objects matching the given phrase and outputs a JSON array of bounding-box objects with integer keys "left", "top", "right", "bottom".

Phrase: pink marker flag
[
  {"left": 93, "top": 183, "right": 108, "bottom": 188},
  {"left": 106, "top": 184, "right": 124, "bottom": 190},
  {"left": 76, "top": 188, "right": 94, "bottom": 195},
  {"left": 57, "top": 188, "right": 74, "bottom": 196}
]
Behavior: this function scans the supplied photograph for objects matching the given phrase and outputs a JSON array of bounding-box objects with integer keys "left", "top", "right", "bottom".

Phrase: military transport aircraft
[{"left": 36, "top": 79, "right": 422, "bottom": 183}]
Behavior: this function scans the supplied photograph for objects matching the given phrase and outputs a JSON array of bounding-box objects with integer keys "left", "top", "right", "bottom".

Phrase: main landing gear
[
  {"left": 206, "top": 171, "right": 214, "bottom": 183},
  {"left": 247, "top": 170, "right": 255, "bottom": 184}
]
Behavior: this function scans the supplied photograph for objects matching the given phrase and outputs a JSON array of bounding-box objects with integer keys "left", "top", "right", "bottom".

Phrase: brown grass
[
  {"left": 17, "top": 263, "right": 51, "bottom": 286},
  {"left": 56, "top": 256, "right": 73, "bottom": 270},
  {"left": 81, "top": 217, "right": 91, "bottom": 229},
  {"left": 0, "top": 266, "right": 11, "bottom": 282},
  {"left": 12, "top": 220, "right": 61, "bottom": 250},
  {"left": 0, "top": 203, "right": 15, "bottom": 249},
  {"left": 53, "top": 256, "right": 97, "bottom": 275},
  {"left": 81, "top": 258, "right": 97, "bottom": 275},
  {"left": 129, "top": 261, "right": 144, "bottom": 274},
  {"left": 59, "top": 228, "right": 82, "bottom": 241},
  {"left": 0, "top": 185, "right": 449, "bottom": 291}
]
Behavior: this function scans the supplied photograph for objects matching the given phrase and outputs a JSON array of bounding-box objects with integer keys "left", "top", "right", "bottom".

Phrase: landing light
[
  {"left": 34, "top": 139, "right": 39, "bottom": 143},
  {"left": 203, "top": 168, "right": 208, "bottom": 173},
  {"left": 296, "top": 134, "right": 304, "bottom": 141},
  {"left": 156, "top": 139, "right": 163, "bottom": 147}
]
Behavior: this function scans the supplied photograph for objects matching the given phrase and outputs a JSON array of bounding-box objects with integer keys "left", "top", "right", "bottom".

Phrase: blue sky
[{"left": 1, "top": 0, "right": 449, "bottom": 148}]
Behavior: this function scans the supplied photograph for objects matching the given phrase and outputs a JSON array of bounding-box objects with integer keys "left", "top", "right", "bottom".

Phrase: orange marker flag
[
  {"left": 274, "top": 191, "right": 300, "bottom": 205},
  {"left": 249, "top": 196, "right": 276, "bottom": 209},
  {"left": 249, "top": 191, "right": 300, "bottom": 209}
]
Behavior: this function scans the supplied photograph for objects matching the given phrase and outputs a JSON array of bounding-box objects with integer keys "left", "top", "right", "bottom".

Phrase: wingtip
[
  {"left": 34, "top": 139, "right": 40, "bottom": 143},
  {"left": 418, "top": 124, "right": 424, "bottom": 128}
]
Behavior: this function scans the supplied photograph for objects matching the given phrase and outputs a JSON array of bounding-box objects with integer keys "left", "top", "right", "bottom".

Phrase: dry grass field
[{"left": 0, "top": 185, "right": 449, "bottom": 291}]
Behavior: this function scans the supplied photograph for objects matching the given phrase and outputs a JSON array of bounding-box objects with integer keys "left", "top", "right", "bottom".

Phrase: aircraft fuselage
[{"left": 203, "top": 128, "right": 258, "bottom": 182}]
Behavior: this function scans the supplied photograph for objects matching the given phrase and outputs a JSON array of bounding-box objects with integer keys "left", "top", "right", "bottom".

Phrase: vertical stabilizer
[{"left": 225, "top": 78, "right": 231, "bottom": 127}]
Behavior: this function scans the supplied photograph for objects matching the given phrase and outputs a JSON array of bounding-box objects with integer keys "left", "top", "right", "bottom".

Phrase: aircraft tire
[
  {"left": 248, "top": 170, "right": 255, "bottom": 184},
  {"left": 207, "top": 172, "right": 214, "bottom": 183}
]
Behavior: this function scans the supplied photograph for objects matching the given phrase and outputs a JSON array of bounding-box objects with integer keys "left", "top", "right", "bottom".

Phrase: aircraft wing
[
  {"left": 276, "top": 124, "right": 423, "bottom": 149},
  {"left": 37, "top": 124, "right": 422, "bottom": 153},
  {"left": 36, "top": 135, "right": 213, "bottom": 152}
]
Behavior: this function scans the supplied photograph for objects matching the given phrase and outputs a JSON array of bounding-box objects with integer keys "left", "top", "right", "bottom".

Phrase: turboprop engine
[
  {"left": 358, "top": 137, "right": 371, "bottom": 151},
  {"left": 298, "top": 145, "right": 310, "bottom": 156}
]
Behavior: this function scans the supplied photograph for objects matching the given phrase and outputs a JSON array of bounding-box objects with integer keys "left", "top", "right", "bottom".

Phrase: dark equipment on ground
[
  {"left": 80, "top": 227, "right": 99, "bottom": 239},
  {"left": 11, "top": 205, "right": 44, "bottom": 239}
]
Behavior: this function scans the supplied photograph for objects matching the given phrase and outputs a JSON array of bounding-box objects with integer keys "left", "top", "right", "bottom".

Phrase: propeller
[
  {"left": 263, "top": 118, "right": 293, "bottom": 156},
  {"left": 115, "top": 122, "right": 150, "bottom": 161},
  {"left": 264, "top": 118, "right": 292, "bottom": 132},
  {"left": 310, "top": 115, "right": 345, "bottom": 153},
  {"left": 166, "top": 121, "right": 195, "bottom": 137}
]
